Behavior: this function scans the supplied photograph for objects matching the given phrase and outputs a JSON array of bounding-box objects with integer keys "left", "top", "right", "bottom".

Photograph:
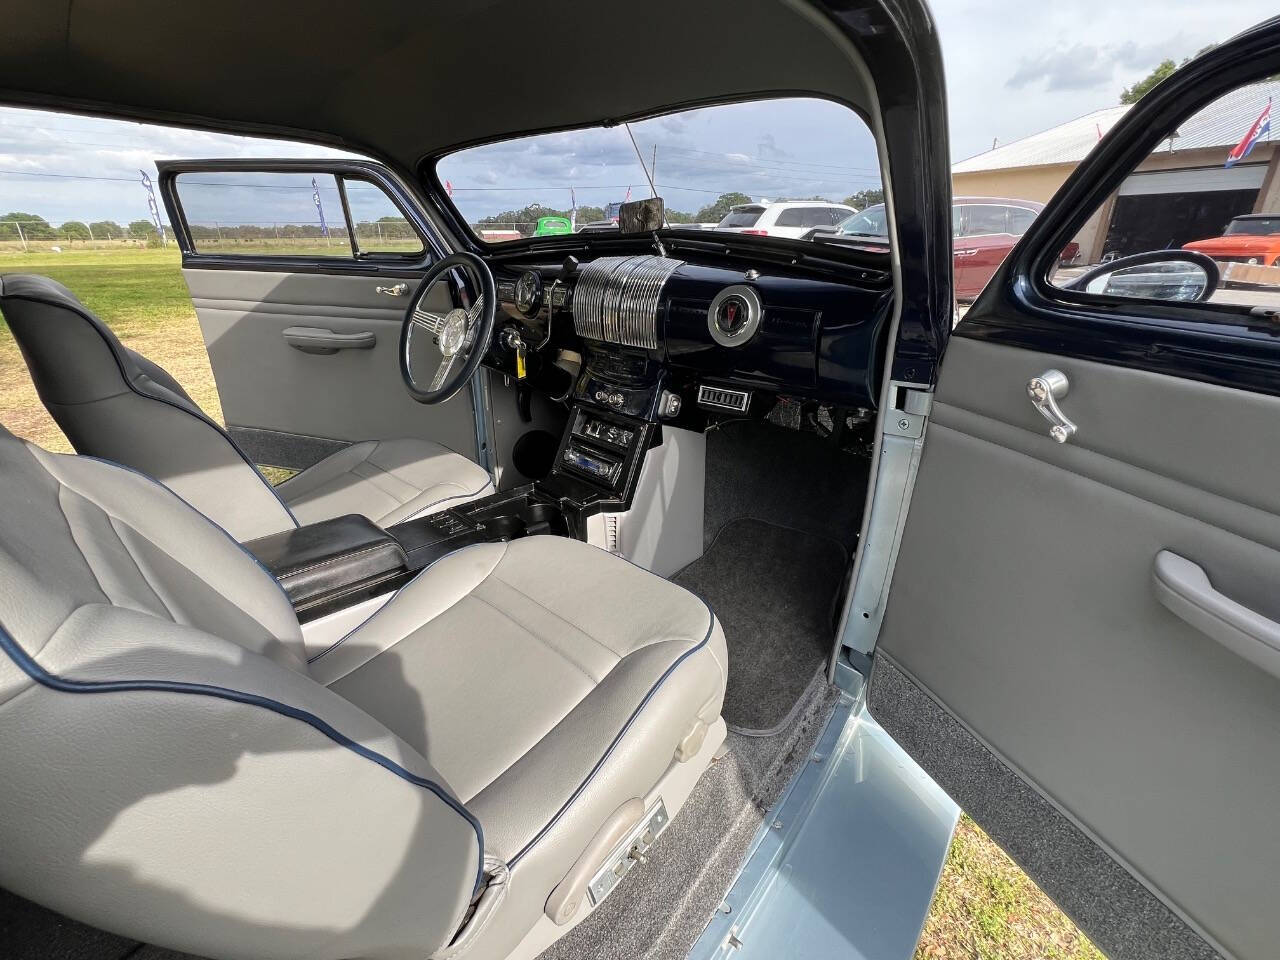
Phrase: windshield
[
  {"left": 436, "top": 97, "right": 881, "bottom": 243},
  {"left": 1225, "top": 217, "right": 1280, "bottom": 236},
  {"left": 837, "top": 204, "right": 889, "bottom": 237}
]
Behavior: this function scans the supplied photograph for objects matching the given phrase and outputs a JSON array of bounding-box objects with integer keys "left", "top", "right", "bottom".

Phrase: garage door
[{"left": 1103, "top": 164, "right": 1267, "bottom": 257}]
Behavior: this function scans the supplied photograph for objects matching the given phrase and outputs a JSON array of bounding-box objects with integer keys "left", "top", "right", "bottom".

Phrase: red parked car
[{"left": 810, "top": 196, "right": 1079, "bottom": 300}]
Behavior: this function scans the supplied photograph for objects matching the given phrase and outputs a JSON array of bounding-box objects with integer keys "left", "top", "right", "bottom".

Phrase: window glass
[
  {"left": 436, "top": 97, "right": 881, "bottom": 244},
  {"left": 962, "top": 204, "right": 1009, "bottom": 236},
  {"left": 720, "top": 207, "right": 765, "bottom": 228},
  {"left": 174, "top": 171, "right": 352, "bottom": 256},
  {"left": 1007, "top": 206, "right": 1039, "bottom": 235},
  {"left": 343, "top": 179, "right": 424, "bottom": 255},
  {"left": 774, "top": 208, "right": 808, "bottom": 227},
  {"left": 1048, "top": 78, "right": 1280, "bottom": 308},
  {"left": 839, "top": 205, "right": 889, "bottom": 237}
]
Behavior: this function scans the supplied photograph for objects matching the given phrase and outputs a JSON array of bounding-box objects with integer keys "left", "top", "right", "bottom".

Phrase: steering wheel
[{"left": 399, "top": 251, "right": 497, "bottom": 404}]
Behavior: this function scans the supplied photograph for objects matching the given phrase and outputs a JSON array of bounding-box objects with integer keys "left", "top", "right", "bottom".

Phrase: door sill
[{"left": 688, "top": 692, "right": 958, "bottom": 960}]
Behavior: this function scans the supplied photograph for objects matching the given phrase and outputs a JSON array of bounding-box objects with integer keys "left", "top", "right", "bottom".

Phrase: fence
[
  {"left": 0, "top": 217, "right": 561, "bottom": 252},
  {"left": 0, "top": 219, "right": 149, "bottom": 251}
]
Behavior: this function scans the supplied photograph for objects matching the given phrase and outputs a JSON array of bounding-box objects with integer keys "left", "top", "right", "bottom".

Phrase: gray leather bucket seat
[
  {"left": 0, "top": 274, "right": 494, "bottom": 542},
  {"left": 0, "top": 424, "right": 727, "bottom": 960}
]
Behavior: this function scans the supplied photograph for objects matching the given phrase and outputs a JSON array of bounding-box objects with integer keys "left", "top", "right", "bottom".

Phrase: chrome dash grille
[{"left": 573, "top": 255, "right": 681, "bottom": 349}]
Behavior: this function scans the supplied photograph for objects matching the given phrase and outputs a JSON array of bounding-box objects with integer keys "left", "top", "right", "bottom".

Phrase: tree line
[
  {"left": 0, "top": 211, "right": 419, "bottom": 243},
  {"left": 4, "top": 190, "right": 888, "bottom": 244},
  {"left": 0, "top": 211, "right": 154, "bottom": 241},
  {"left": 475, "top": 189, "right": 885, "bottom": 233}
]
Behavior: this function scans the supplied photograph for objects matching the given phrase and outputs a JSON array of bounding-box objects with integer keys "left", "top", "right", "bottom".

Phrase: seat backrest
[
  {"left": 0, "top": 273, "right": 296, "bottom": 541},
  {"left": 0, "top": 426, "right": 482, "bottom": 960}
]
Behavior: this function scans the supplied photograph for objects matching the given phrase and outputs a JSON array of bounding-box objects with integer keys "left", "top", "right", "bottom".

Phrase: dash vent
[{"left": 697, "top": 384, "right": 750, "bottom": 413}]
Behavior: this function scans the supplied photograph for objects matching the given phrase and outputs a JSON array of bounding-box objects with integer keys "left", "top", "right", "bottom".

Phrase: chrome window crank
[
  {"left": 376, "top": 282, "right": 408, "bottom": 297},
  {"left": 1026, "top": 369, "right": 1077, "bottom": 443}
]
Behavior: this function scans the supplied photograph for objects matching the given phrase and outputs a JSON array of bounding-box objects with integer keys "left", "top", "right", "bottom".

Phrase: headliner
[{"left": 1, "top": 0, "right": 876, "bottom": 175}]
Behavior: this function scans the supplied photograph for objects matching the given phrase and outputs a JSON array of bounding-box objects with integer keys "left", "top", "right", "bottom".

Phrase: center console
[
  {"left": 383, "top": 400, "right": 656, "bottom": 577},
  {"left": 248, "top": 357, "right": 662, "bottom": 624}
]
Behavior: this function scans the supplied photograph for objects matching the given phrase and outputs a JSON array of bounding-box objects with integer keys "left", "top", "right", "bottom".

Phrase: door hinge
[{"left": 882, "top": 381, "right": 932, "bottom": 439}]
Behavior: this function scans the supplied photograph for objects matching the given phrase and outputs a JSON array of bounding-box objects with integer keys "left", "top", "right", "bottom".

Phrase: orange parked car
[{"left": 1182, "top": 213, "right": 1280, "bottom": 265}]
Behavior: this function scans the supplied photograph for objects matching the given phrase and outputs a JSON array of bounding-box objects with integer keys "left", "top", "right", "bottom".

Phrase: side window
[
  {"left": 964, "top": 204, "right": 1009, "bottom": 236},
  {"left": 774, "top": 208, "right": 807, "bottom": 227},
  {"left": 1048, "top": 78, "right": 1280, "bottom": 308},
  {"left": 173, "top": 171, "right": 423, "bottom": 258},
  {"left": 175, "top": 172, "right": 350, "bottom": 257}
]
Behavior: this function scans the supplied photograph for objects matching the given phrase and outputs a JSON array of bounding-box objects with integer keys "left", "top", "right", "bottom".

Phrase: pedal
[{"left": 586, "top": 799, "right": 669, "bottom": 906}]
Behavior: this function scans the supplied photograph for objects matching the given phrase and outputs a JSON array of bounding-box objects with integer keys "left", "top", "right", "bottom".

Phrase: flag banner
[
  {"left": 311, "top": 177, "right": 330, "bottom": 237},
  {"left": 139, "top": 169, "right": 166, "bottom": 243},
  {"left": 1226, "top": 98, "right": 1271, "bottom": 168}
]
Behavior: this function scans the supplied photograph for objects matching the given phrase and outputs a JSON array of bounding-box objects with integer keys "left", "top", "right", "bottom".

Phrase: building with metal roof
[{"left": 953, "top": 80, "right": 1280, "bottom": 264}]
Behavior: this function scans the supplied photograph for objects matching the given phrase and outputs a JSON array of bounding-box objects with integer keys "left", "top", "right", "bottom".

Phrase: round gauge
[
  {"left": 707, "top": 284, "right": 763, "bottom": 347},
  {"left": 514, "top": 269, "right": 543, "bottom": 316}
]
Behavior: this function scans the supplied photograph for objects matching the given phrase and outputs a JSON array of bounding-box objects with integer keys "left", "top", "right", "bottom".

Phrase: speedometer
[{"left": 514, "top": 269, "right": 543, "bottom": 316}]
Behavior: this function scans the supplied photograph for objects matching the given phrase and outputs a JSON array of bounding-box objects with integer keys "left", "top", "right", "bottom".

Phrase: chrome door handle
[
  {"left": 1026, "top": 368, "right": 1077, "bottom": 443},
  {"left": 376, "top": 282, "right": 408, "bottom": 297}
]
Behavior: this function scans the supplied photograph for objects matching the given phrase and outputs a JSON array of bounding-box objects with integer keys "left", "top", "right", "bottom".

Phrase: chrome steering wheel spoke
[
  {"left": 428, "top": 349, "right": 464, "bottom": 392},
  {"left": 410, "top": 307, "right": 448, "bottom": 336}
]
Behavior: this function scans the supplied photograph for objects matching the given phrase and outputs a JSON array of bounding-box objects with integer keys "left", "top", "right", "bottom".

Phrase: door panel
[
  {"left": 872, "top": 334, "right": 1279, "bottom": 960},
  {"left": 182, "top": 268, "right": 475, "bottom": 468}
]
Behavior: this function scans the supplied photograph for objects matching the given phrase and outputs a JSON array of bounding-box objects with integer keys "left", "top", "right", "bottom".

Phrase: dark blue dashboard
[{"left": 487, "top": 247, "right": 893, "bottom": 422}]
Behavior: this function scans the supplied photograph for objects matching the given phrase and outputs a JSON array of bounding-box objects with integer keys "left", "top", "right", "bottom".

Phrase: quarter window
[{"left": 1007, "top": 206, "right": 1038, "bottom": 235}]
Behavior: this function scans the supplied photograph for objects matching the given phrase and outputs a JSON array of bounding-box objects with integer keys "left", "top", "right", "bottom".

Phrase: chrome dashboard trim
[{"left": 573, "top": 254, "right": 681, "bottom": 349}]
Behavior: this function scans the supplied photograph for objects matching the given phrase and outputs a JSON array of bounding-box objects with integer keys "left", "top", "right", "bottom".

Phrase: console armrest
[{"left": 243, "top": 514, "right": 408, "bottom": 614}]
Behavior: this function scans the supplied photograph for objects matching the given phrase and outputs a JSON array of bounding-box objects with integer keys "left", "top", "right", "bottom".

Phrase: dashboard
[{"left": 486, "top": 246, "right": 893, "bottom": 432}]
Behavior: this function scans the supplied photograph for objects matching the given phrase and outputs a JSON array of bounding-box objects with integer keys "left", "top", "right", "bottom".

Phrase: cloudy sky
[{"left": 0, "top": 1, "right": 1275, "bottom": 227}]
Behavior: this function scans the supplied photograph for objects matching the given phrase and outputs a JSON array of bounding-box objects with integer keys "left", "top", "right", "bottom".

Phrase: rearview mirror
[
  {"left": 1064, "top": 250, "right": 1220, "bottom": 303},
  {"left": 618, "top": 197, "right": 665, "bottom": 233}
]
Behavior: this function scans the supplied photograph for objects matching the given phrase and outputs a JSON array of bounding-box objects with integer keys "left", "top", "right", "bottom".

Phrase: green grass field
[{"left": 0, "top": 245, "right": 1102, "bottom": 960}]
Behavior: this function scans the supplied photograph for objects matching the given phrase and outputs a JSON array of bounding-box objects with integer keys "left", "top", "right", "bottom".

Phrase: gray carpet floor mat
[
  {"left": 704, "top": 419, "right": 869, "bottom": 551},
  {"left": 538, "top": 671, "right": 842, "bottom": 960},
  {"left": 674, "top": 518, "right": 847, "bottom": 734}
]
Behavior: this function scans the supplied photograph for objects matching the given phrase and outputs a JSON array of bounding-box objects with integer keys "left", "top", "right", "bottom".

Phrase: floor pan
[{"left": 674, "top": 518, "right": 847, "bottom": 735}]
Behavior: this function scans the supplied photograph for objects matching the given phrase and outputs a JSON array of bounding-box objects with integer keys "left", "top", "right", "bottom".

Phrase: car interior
[
  {"left": 2, "top": 4, "right": 1278, "bottom": 960},
  {"left": 0, "top": 3, "right": 898, "bottom": 957}
]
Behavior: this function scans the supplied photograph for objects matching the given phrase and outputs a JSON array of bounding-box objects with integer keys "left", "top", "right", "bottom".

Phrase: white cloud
[{"left": 933, "top": 0, "right": 1276, "bottom": 161}]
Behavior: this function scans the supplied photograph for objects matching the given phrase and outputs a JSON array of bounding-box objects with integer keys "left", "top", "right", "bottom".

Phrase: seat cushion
[
  {"left": 277, "top": 438, "right": 493, "bottom": 528},
  {"left": 310, "top": 536, "right": 727, "bottom": 959}
]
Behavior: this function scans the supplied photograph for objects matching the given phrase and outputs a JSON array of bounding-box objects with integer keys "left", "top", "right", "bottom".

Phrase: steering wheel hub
[{"left": 439, "top": 309, "right": 469, "bottom": 356}]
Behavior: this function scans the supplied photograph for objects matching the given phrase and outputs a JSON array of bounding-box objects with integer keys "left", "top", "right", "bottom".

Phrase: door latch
[
  {"left": 375, "top": 282, "right": 408, "bottom": 297},
  {"left": 1026, "top": 369, "right": 1077, "bottom": 443}
]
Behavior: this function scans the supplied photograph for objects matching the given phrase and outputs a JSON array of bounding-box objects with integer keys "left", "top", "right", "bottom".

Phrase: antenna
[{"left": 624, "top": 122, "right": 660, "bottom": 201}]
